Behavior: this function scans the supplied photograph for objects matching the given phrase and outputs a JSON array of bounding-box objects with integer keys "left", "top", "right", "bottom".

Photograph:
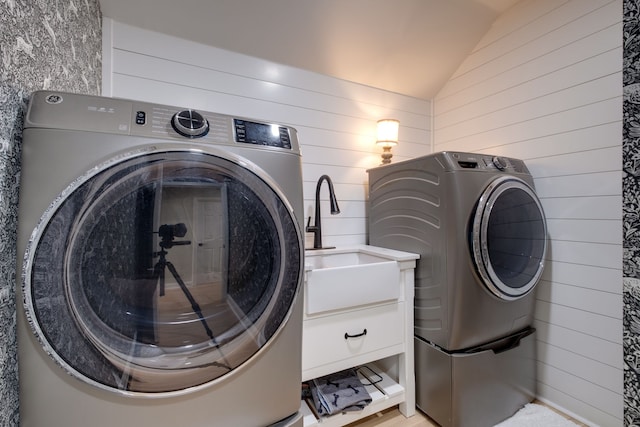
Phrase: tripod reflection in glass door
[{"left": 152, "top": 184, "right": 232, "bottom": 354}]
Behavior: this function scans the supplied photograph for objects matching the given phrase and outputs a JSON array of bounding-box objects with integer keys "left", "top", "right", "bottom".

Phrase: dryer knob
[
  {"left": 492, "top": 156, "right": 507, "bottom": 170},
  {"left": 171, "top": 109, "right": 209, "bottom": 138}
]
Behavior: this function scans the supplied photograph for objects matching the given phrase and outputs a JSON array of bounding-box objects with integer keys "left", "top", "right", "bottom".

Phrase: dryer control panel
[{"left": 444, "top": 151, "right": 528, "bottom": 174}]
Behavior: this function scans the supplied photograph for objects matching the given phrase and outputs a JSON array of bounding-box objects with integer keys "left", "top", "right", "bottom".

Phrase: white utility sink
[{"left": 304, "top": 245, "right": 419, "bottom": 315}]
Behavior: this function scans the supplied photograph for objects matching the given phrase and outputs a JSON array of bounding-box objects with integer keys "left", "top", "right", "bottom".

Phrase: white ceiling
[{"left": 99, "top": 0, "right": 520, "bottom": 100}]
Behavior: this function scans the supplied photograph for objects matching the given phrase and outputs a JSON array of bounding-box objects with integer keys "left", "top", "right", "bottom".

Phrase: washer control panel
[
  {"left": 234, "top": 119, "right": 291, "bottom": 149},
  {"left": 24, "top": 91, "right": 299, "bottom": 152},
  {"left": 171, "top": 110, "right": 210, "bottom": 138}
]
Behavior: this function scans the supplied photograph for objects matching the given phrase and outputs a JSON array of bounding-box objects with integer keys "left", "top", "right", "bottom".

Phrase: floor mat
[{"left": 495, "top": 403, "right": 579, "bottom": 427}]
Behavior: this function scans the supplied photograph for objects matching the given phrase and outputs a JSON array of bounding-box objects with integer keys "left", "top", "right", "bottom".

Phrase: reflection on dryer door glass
[
  {"left": 150, "top": 184, "right": 231, "bottom": 363},
  {"left": 28, "top": 152, "right": 300, "bottom": 393}
]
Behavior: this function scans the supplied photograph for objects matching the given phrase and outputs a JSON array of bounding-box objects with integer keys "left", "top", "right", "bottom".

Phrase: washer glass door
[
  {"left": 471, "top": 176, "right": 547, "bottom": 300},
  {"left": 23, "top": 149, "right": 302, "bottom": 396}
]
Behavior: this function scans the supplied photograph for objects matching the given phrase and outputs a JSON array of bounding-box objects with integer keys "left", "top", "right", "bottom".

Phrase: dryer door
[
  {"left": 23, "top": 149, "right": 302, "bottom": 396},
  {"left": 471, "top": 176, "right": 547, "bottom": 300}
]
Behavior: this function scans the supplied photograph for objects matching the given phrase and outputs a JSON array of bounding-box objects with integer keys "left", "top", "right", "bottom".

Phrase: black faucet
[{"left": 306, "top": 175, "right": 340, "bottom": 249}]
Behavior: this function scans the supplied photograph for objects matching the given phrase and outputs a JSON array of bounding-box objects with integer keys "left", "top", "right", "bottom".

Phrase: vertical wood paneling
[
  {"left": 433, "top": 0, "right": 622, "bottom": 425},
  {"left": 103, "top": 19, "right": 431, "bottom": 249}
]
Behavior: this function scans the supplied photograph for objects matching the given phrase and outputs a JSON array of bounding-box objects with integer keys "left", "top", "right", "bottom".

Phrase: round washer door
[
  {"left": 23, "top": 148, "right": 302, "bottom": 396},
  {"left": 471, "top": 175, "right": 547, "bottom": 300}
]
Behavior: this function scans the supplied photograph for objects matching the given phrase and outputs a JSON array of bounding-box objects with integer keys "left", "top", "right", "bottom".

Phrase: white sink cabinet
[{"left": 301, "top": 245, "right": 419, "bottom": 427}]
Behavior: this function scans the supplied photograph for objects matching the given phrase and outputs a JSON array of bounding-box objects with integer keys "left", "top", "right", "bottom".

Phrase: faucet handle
[{"left": 306, "top": 216, "right": 317, "bottom": 232}]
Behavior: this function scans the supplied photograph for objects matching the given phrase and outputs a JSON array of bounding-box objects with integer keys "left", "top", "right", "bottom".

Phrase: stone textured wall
[
  {"left": 0, "top": 0, "right": 101, "bottom": 424},
  {"left": 625, "top": 0, "right": 640, "bottom": 424}
]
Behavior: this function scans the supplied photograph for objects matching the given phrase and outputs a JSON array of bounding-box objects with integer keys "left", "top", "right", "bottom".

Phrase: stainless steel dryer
[
  {"left": 17, "top": 91, "right": 304, "bottom": 427},
  {"left": 368, "top": 151, "right": 546, "bottom": 351},
  {"left": 368, "top": 151, "right": 547, "bottom": 426}
]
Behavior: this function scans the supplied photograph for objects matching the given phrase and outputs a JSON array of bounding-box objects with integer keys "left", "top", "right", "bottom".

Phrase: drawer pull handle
[{"left": 344, "top": 329, "right": 367, "bottom": 340}]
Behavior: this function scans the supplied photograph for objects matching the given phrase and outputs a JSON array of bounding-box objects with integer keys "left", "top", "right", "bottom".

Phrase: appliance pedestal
[{"left": 415, "top": 328, "right": 536, "bottom": 427}]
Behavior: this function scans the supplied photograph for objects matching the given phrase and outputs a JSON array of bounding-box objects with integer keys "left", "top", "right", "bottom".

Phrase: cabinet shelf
[{"left": 301, "top": 363, "right": 405, "bottom": 427}]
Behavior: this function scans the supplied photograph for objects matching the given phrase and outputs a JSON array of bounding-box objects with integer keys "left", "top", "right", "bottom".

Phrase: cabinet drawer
[{"left": 302, "top": 303, "right": 404, "bottom": 375}]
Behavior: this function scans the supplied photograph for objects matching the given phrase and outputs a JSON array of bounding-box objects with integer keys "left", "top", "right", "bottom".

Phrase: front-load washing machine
[
  {"left": 16, "top": 91, "right": 305, "bottom": 427},
  {"left": 368, "top": 151, "right": 547, "bottom": 426}
]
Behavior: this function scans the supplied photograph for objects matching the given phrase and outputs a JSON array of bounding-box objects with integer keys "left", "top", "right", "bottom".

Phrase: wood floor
[{"left": 347, "top": 408, "right": 438, "bottom": 427}]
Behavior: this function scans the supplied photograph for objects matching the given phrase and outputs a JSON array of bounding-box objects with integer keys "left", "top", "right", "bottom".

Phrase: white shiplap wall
[
  {"left": 102, "top": 19, "right": 431, "bottom": 249},
  {"left": 434, "top": 0, "right": 622, "bottom": 425}
]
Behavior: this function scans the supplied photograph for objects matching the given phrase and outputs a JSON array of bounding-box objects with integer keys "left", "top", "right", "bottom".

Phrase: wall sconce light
[{"left": 376, "top": 119, "right": 399, "bottom": 164}]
